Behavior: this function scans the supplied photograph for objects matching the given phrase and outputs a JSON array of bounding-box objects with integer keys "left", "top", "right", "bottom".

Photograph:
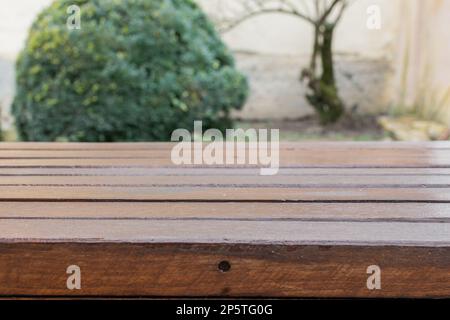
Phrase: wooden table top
[{"left": 0, "top": 142, "right": 449, "bottom": 298}]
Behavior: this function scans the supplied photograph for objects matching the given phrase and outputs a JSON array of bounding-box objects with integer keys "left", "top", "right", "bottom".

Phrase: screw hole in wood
[{"left": 218, "top": 260, "right": 231, "bottom": 272}]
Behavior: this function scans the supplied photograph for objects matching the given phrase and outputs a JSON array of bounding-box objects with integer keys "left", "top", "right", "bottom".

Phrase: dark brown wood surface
[{"left": 0, "top": 142, "right": 449, "bottom": 298}]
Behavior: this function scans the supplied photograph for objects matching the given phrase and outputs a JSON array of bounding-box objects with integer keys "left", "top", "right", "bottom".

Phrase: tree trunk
[
  {"left": 303, "top": 24, "right": 344, "bottom": 124},
  {"left": 321, "top": 24, "right": 335, "bottom": 86}
]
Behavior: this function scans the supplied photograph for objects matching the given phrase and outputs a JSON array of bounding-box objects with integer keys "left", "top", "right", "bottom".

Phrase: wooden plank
[
  {"left": 0, "top": 243, "right": 448, "bottom": 297},
  {"left": 2, "top": 167, "right": 450, "bottom": 176},
  {"left": 1, "top": 141, "right": 450, "bottom": 150},
  {"left": 0, "top": 152, "right": 450, "bottom": 168},
  {"left": 0, "top": 156, "right": 449, "bottom": 167},
  {"left": 0, "top": 186, "right": 449, "bottom": 201},
  {"left": 0, "top": 143, "right": 449, "bottom": 168},
  {"left": 0, "top": 202, "right": 449, "bottom": 221},
  {"left": 2, "top": 174, "right": 450, "bottom": 186},
  {"left": 1, "top": 220, "right": 449, "bottom": 246},
  {"left": 2, "top": 148, "right": 450, "bottom": 158}
]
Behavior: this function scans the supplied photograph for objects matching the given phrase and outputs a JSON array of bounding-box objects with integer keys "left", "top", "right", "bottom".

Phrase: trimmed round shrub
[{"left": 13, "top": 0, "right": 248, "bottom": 141}]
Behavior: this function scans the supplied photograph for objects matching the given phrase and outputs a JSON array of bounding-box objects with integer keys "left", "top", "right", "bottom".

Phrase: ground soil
[{"left": 236, "top": 114, "right": 386, "bottom": 141}]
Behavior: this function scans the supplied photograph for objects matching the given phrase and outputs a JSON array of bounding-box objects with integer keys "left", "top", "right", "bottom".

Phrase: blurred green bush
[{"left": 13, "top": 0, "right": 248, "bottom": 141}]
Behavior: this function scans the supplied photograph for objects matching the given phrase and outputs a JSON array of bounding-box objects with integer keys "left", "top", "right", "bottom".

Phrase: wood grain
[
  {"left": 1, "top": 220, "right": 450, "bottom": 246},
  {"left": 0, "top": 244, "right": 448, "bottom": 298},
  {"left": 0, "top": 202, "right": 449, "bottom": 221},
  {"left": 0, "top": 142, "right": 449, "bottom": 298},
  {"left": 0, "top": 185, "right": 449, "bottom": 201}
]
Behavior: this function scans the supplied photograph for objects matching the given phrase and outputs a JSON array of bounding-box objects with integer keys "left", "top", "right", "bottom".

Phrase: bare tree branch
[
  {"left": 215, "top": 0, "right": 351, "bottom": 33},
  {"left": 332, "top": 1, "right": 348, "bottom": 25},
  {"left": 218, "top": 0, "right": 316, "bottom": 33},
  {"left": 318, "top": 0, "right": 342, "bottom": 25}
]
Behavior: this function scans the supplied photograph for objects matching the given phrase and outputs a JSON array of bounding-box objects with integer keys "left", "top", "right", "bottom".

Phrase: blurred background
[{"left": 1, "top": 0, "right": 449, "bottom": 142}]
